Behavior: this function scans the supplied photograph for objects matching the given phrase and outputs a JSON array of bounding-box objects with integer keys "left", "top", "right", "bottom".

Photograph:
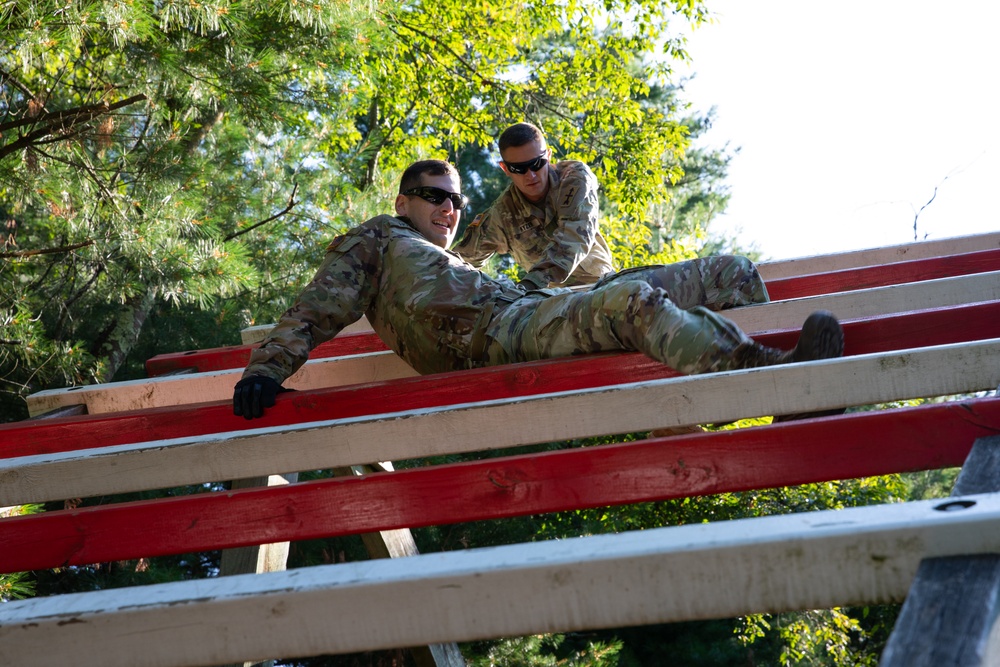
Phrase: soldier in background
[
  {"left": 452, "top": 122, "right": 614, "bottom": 290},
  {"left": 234, "top": 159, "right": 842, "bottom": 420},
  {"left": 452, "top": 122, "right": 767, "bottom": 313}
]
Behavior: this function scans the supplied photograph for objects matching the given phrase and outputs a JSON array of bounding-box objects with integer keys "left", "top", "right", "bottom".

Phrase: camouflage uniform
[
  {"left": 243, "top": 215, "right": 769, "bottom": 383},
  {"left": 452, "top": 160, "right": 615, "bottom": 289}
]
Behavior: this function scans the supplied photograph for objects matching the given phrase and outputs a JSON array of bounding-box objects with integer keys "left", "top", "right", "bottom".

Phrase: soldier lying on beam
[{"left": 233, "top": 159, "right": 842, "bottom": 420}]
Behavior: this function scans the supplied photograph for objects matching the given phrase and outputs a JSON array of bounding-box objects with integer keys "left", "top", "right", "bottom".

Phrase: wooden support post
[
  {"left": 216, "top": 466, "right": 463, "bottom": 667},
  {"left": 218, "top": 473, "right": 299, "bottom": 667},
  {"left": 331, "top": 463, "right": 465, "bottom": 667},
  {"left": 880, "top": 435, "right": 1000, "bottom": 666}
]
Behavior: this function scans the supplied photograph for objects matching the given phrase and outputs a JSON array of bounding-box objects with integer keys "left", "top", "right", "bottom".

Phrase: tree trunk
[{"left": 98, "top": 287, "right": 157, "bottom": 382}]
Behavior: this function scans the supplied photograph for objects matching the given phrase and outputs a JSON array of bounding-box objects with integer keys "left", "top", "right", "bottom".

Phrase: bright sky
[{"left": 678, "top": 1, "right": 1000, "bottom": 261}]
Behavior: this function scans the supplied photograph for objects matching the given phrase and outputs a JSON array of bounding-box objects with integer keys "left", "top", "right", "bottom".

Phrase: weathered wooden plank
[
  {"left": 23, "top": 271, "right": 1000, "bottom": 416},
  {"left": 727, "top": 269, "right": 1000, "bottom": 335},
  {"left": 4, "top": 339, "right": 1000, "bottom": 506},
  {"left": 4, "top": 493, "right": 1000, "bottom": 667},
  {"left": 327, "top": 463, "right": 466, "bottom": 667},
  {"left": 25, "top": 349, "right": 418, "bottom": 417},
  {"left": 766, "top": 248, "right": 1000, "bottom": 301},
  {"left": 758, "top": 231, "right": 1000, "bottom": 281},
  {"left": 216, "top": 474, "right": 297, "bottom": 667},
  {"left": 880, "top": 435, "right": 1000, "bottom": 667},
  {"left": 27, "top": 404, "right": 88, "bottom": 419},
  {"left": 240, "top": 314, "right": 374, "bottom": 345},
  {"left": 218, "top": 475, "right": 297, "bottom": 578},
  {"left": 4, "top": 399, "right": 998, "bottom": 574},
  {"left": 4, "top": 353, "right": 670, "bottom": 457},
  {"left": 13, "top": 300, "right": 999, "bottom": 459},
  {"left": 145, "top": 331, "right": 389, "bottom": 377}
]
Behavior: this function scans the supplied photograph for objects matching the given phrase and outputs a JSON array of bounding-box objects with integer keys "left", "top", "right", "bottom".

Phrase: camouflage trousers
[
  {"left": 595, "top": 255, "right": 769, "bottom": 311},
  {"left": 482, "top": 256, "right": 768, "bottom": 374}
]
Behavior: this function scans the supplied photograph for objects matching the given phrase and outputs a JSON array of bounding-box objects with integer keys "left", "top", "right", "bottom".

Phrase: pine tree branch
[
  {"left": 0, "top": 240, "right": 94, "bottom": 259},
  {"left": 0, "top": 94, "right": 147, "bottom": 161},
  {"left": 0, "top": 65, "right": 36, "bottom": 100},
  {"left": 225, "top": 184, "right": 299, "bottom": 241}
]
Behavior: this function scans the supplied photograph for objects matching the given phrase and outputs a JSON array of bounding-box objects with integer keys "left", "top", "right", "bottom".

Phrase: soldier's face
[
  {"left": 500, "top": 139, "right": 551, "bottom": 203},
  {"left": 395, "top": 173, "right": 463, "bottom": 249}
]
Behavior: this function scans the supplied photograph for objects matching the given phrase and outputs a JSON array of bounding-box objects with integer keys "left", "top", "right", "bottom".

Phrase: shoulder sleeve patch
[
  {"left": 560, "top": 185, "right": 578, "bottom": 208},
  {"left": 468, "top": 213, "right": 484, "bottom": 228}
]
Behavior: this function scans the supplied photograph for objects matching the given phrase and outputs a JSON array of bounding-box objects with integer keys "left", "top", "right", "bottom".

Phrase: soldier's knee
[{"left": 591, "top": 279, "right": 650, "bottom": 311}]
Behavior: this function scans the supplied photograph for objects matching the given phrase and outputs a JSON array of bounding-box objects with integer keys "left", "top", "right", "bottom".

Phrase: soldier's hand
[{"left": 233, "top": 375, "right": 282, "bottom": 420}]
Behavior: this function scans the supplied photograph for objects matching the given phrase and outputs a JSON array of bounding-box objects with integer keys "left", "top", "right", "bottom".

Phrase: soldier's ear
[{"left": 394, "top": 193, "right": 409, "bottom": 216}]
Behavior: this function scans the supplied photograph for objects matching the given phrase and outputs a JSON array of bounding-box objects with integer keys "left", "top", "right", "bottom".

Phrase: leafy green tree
[
  {"left": 1, "top": 0, "right": 708, "bottom": 422},
  {"left": 3, "top": 2, "right": 916, "bottom": 665},
  {"left": 0, "top": 504, "right": 40, "bottom": 601}
]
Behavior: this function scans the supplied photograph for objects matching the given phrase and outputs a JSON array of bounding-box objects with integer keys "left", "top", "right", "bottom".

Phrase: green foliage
[
  {"left": 1, "top": 2, "right": 915, "bottom": 664},
  {"left": 466, "top": 633, "right": 623, "bottom": 666},
  {"left": 1, "top": 0, "right": 713, "bottom": 422},
  {"left": 0, "top": 504, "right": 41, "bottom": 601}
]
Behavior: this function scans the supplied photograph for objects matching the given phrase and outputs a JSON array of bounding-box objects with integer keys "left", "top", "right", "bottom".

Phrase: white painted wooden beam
[
  {"left": 727, "top": 269, "right": 1000, "bottom": 335},
  {"left": 25, "top": 350, "right": 418, "bottom": 417},
  {"left": 3, "top": 492, "right": 1000, "bottom": 667},
  {"left": 241, "top": 315, "right": 375, "bottom": 345},
  {"left": 5, "top": 339, "right": 1000, "bottom": 506},
  {"left": 758, "top": 231, "right": 1000, "bottom": 281},
  {"left": 25, "top": 270, "right": 1000, "bottom": 416}
]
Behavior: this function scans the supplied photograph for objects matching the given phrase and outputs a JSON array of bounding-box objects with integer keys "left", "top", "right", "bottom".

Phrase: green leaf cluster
[
  {"left": 1, "top": 0, "right": 716, "bottom": 421},
  {"left": 2, "top": 1, "right": 923, "bottom": 664}
]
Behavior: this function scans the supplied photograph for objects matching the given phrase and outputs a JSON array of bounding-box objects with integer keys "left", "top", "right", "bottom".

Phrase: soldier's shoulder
[
  {"left": 554, "top": 159, "right": 597, "bottom": 181},
  {"left": 325, "top": 215, "right": 398, "bottom": 253}
]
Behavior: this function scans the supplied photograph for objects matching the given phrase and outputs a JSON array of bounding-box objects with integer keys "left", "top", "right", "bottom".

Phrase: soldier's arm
[
  {"left": 242, "top": 226, "right": 382, "bottom": 385},
  {"left": 519, "top": 162, "right": 601, "bottom": 289},
  {"left": 451, "top": 209, "right": 506, "bottom": 268}
]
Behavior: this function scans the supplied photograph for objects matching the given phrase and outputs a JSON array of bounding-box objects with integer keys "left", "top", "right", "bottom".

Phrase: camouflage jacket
[
  {"left": 451, "top": 160, "right": 615, "bottom": 290},
  {"left": 243, "top": 215, "right": 540, "bottom": 382}
]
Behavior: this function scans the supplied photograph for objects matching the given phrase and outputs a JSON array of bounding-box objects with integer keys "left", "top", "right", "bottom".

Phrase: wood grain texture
[
  {"left": 10, "top": 300, "right": 999, "bottom": 460},
  {"left": 5, "top": 492, "right": 1000, "bottom": 667},
  {"left": 881, "top": 435, "right": 1000, "bottom": 667},
  {"left": 4, "top": 340, "right": 1000, "bottom": 506},
  {"left": 758, "top": 231, "right": 1000, "bottom": 281},
  {"left": 3, "top": 399, "right": 998, "bottom": 573}
]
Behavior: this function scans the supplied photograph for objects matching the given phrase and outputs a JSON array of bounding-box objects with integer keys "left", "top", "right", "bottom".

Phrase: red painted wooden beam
[
  {"left": 767, "top": 248, "right": 1000, "bottom": 301},
  {"left": 144, "top": 331, "right": 388, "bottom": 377},
  {"left": 144, "top": 249, "right": 1000, "bottom": 376},
  {"left": 3, "top": 398, "right": 998, "bottom": 574},
  {"left": 4, "top": 300, "right": 999, "bottom": 459}
]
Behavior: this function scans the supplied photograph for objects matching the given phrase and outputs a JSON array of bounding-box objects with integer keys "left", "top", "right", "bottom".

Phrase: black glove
[{"left": 233, "top": 375, "right": 283, "bottom": 420}]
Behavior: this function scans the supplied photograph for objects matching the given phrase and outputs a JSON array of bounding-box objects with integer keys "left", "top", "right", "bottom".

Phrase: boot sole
[
  {"left": 792, "top": 310, "right": 844, "bottom": 363},
  {"left": 776, "top": 311, "right": 845, "bottom": 422}
]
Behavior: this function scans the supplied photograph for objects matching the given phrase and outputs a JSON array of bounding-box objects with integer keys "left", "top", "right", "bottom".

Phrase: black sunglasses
[
  {"left": 502, "top": 154, "right": 549, "bottom": 175},
  {"left": 402, "top": 186, "right": 470, "bottom": 210}
]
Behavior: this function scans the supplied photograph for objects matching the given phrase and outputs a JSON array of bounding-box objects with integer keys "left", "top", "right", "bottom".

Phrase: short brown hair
[
  {"left": 498, "top": 122, "right": 546, "bottom": 153},
  {"left": 399, "top": 160, "right": 460, "bottom": 193}
]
